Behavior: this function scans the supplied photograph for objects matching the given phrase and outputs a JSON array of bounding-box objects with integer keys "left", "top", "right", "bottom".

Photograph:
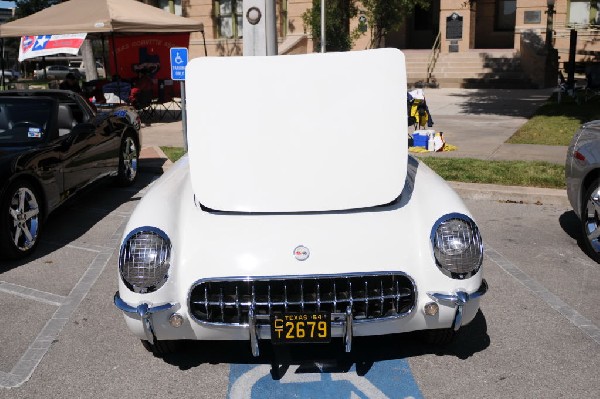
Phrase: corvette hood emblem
[{"left": 293, "top": 245, "right": 310, "bottom": 261}]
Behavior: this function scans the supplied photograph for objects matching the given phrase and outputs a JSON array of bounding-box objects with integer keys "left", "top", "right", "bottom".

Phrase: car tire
[
  {"left": 0, "top": 180, "right": 43, "bottom": 260},
  {"left": 422, "top": 328, "right": 455, "bottom": 345},
  {"left": 581, "top": 178, "right": 600, "bottom": 263},
  {"left": 141, "top": 340, "right": 180, "bottom": 357},
  {"left": 116, "top": 133, "right": 139, "bottom": 186}
]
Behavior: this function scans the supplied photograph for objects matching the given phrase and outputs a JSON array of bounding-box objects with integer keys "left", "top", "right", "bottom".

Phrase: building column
[{"left": 439, "top": 0, "right": 475, "bottom": 53}]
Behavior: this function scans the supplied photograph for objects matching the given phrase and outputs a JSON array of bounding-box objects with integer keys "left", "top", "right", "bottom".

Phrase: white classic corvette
[{"left": 114, "top": 49, "right": 487, "bottom": 356}]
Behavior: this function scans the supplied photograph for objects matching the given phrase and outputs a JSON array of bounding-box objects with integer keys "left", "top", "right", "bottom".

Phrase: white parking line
[
  {"left": 0, "top": 282, "right": 66, "bottom": 307},
  {"left": 0, "top": 214, "right": 127, "bottom": 389},
  {"left": 485, "top": 243, "right": 600, "bottom": 345}
]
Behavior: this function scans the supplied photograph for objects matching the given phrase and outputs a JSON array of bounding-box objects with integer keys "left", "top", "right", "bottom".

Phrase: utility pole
[
  {"left": 243, "top": 0, "right": 278, "bottom": 56},
  {"left": 321, "top": 0, "right": 326, "bottom": 53}
]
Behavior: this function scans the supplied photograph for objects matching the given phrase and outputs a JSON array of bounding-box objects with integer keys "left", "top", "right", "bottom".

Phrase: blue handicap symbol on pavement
[{"left": 228, "top": 360, "right": 423, "bottom": 399}]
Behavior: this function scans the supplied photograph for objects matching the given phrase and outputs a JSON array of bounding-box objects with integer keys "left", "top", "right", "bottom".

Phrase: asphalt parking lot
[{"left": 1, "top": 167, "right": 599, "bottom": 398}]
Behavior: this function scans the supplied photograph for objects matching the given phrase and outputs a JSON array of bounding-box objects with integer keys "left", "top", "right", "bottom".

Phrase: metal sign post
[
  {"left": 321, "top": 0, "right": 326, "bottom": 53},
  {"left": 170, "top": 47, "right": 188, "bottom": 151}
]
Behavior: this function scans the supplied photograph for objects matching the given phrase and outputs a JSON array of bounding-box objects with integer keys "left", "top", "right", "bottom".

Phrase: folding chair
[
  {"left": 152, "top": 79, "right": 181, "bottom": 122},
  {"left": 129, "top": 88, "right": 154, "bottom": 124}
]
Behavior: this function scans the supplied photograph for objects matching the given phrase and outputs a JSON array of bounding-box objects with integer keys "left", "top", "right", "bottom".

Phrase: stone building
[{"left": 143, "top": 0, "right": 600, "bottom": 88}]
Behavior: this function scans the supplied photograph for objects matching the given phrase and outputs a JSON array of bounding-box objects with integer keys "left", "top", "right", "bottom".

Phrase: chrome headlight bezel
[
  {"left": 119, "top": 226, "right": 172, "bottom": 293},
  {"left": 430, "top": 213, "right": 483, "bottom": 279}
]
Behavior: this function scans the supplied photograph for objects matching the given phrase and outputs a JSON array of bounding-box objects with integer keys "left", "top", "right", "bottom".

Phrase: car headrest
[
  {"left": 57, "top": 104, "right": 76, "bottom": 135},
  {"left": 0, "top": 105, "right": 12, "bottom": 130}
]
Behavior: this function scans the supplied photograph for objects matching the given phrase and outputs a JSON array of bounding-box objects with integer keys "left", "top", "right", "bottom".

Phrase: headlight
[
  {"left": 119, "top": 227, "right": 171, "bottom": 293},
  {"left": 431, "top": 213, "right": 483, "bottom": 279}
]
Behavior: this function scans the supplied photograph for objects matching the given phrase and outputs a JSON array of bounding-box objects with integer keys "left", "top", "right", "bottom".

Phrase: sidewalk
[
  {"left": 137, "top": 88, "right": 570, "bottom": 206},
  {"left": 414, "top": 88, "right": 567, "bottom": 165}
]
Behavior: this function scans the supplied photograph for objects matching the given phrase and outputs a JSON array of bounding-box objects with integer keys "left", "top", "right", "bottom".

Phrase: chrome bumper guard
[
  {"left": 427, "top": 279, "right": 488, "bottom": 331},
  {"left": 113, "top": 292, "right": 176, "bottom": 344}
]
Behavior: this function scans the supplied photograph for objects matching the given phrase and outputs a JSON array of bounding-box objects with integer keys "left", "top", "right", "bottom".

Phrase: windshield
[{"left": 0, "top": 98, "right": 54, "bottom": 145}]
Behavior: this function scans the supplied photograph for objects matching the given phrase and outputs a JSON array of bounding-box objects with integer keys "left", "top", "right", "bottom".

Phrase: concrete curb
[
  {"left": 449, "top": 181, "right": 570, "bottom": 207},
  {"left": 139, "top": 146, "right": 173, "bottom": 174}
]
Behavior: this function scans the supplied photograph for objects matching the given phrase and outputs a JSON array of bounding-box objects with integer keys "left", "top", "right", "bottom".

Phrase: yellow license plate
[{"left": 270, "top": 312, "right": 331, "bottom": 344}]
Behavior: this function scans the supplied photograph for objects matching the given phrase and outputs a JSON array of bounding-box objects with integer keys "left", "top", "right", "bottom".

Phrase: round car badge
[{"left": 294, "top": 245, "right": 310, "bottom": 261}]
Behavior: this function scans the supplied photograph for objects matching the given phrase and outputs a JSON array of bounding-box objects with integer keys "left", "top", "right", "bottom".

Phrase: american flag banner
[{"left": 18, "top": 33, "right": 87, "bottom": 62}]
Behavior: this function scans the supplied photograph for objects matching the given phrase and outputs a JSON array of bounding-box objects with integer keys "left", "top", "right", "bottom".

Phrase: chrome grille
[{"left": 188, "top": 273, "right": 416, "bottom": 325}]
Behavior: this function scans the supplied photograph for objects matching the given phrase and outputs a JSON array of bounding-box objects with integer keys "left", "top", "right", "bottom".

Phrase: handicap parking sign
[{"left": 170, "top": 47, "right": 188, "bottom": 81}]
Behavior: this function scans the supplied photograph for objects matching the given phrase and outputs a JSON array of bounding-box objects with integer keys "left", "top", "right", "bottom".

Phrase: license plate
[{"left": 270, "top": 312, "right": 331, "bottom": 344}]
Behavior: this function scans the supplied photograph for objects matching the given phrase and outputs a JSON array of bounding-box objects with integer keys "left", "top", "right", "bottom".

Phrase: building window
[
  {"left": 569, "top": 0, "right": 591, "bottom": 26},
  {"left": 495, "top": 0, "right": 516, "bottom": 31},
  {"left": 214, "top": 0, "right": 243, "bottom": 39},
  {"left": 158, "top": 0, "right": 182, "bottom": 16}
]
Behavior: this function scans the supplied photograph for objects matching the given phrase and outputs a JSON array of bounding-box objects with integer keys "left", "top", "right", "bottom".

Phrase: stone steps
[{"left": 404, "top": 49, "right": 536, "bottom": 88}]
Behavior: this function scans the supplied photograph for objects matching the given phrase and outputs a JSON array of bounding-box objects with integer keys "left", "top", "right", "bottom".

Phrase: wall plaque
[
  {"left": 446, "top": 12, "right": 463, "bottom": 40},
  {"left": 524, "top": 10, "right": 542, "bottom": 24},
  {"left": 449, "top": 40, "right": 459, "bottom": 53}
]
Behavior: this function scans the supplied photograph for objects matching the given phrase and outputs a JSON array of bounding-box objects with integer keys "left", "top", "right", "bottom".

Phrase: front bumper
[
  {"left": 113, "top": 293, "right": 176, "bottom": 346},
  {"left": 114, "top": 279, "right": 488, "bottom": 356}
]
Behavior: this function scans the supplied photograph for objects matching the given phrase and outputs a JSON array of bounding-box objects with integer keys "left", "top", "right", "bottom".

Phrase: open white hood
[{"left": 185, "top": 49, "right": 408, "bottom": 213}]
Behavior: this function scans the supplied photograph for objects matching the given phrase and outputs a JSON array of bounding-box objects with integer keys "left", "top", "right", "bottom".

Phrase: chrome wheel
[
  {"left": 117, "top": 134, "right": 139, "bottom": 186},
  {"left": 8, "top": 186, "right": 40, "bottom": 252},
  {"left": 584, "top": 185, "right": 600, "bottom": 254},
  {"left": 122, "top": 136, "right": 138, "bottom": 182}
]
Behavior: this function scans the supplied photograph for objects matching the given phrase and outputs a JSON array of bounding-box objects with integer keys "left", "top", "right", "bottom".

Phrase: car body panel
[
  {"left": 0, "top": 90, "right": 139, "bottom": 224},
  {"left": 0, "top": 69, "right": 21, "bottom": 82},
  {"left": 566, "top": 120, "right": 600, "bottom": 217},
  {"left": 68, "top": 61, "right": 106, "bottom": 79},
  {"left": 118, "top": 155, "right": 483, "bottom": 341},
  {"left": 33, "top": 65, "right": 81, "bottom": 80},
  {"left": 116, "top": 50, "right": 485, "bottom": 351},
  {"left": 186, "top": 50, "right": 408, "bottom": 213}
]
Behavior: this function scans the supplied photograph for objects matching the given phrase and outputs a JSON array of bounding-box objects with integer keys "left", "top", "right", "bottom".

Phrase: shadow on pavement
[
  {"left": 0, "top": 172, "right": 158, "bottom": 273},
  {"left": 559, "top": 210, "right": 596, "bottom": 262},
  {"left": 448, "top": 90, "right": 551, "bottom": 118},
  {"left": 156, "top": 310, "right": 490, "bottom": 377}
]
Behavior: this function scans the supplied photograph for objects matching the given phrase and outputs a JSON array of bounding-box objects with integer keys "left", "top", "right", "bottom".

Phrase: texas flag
[{"left": 19, "top": 33, "right": 87, "bottom": 61}]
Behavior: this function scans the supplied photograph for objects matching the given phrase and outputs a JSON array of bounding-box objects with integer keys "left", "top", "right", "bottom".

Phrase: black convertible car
[{"left": 0, "top": 90, "right": 141, "bottom": 259}]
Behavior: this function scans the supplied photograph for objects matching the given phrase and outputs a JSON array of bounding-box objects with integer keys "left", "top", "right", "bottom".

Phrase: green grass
[
  {"left": 507, "top": 95, "right": 600, "bottom": 146},
  {"left": 160, "top": 146, "right": 565, "bottom": 189},
  {"left": 161, "top": 146, "right": 186, "bottom": 162},
  {"left": 420, "top": 157, "right": 566, "bottom": 189}
]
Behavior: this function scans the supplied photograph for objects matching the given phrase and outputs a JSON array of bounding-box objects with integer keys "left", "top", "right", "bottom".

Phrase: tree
[
  {"left": 302, "top": 0, "right": 432, "bottom": 51},
  {"left": 14, "top": 0, "right": 60, "bottom": 19},
  {"left": 361, "top": 0, "right": 431, "bottom": 49},
  {"left": 302, "top": 0, "right": 360, "bottom": 52}
]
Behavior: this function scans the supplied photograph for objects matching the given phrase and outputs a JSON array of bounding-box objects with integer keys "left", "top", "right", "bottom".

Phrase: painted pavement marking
[
  {"left": 228, "top": 360, "right": 422, "bottom": 399},
  {"left": 485, "top": 243, "right": 600, "bottom": 344},
  {"left": 0, "top": 216, "right": 128, "bottom": 389},
  {"left": 0, "top": 175, "right": 150, "bottom": 389},
  {"left": 0, "top": 281, "right": 66, "bottom": 307}
]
